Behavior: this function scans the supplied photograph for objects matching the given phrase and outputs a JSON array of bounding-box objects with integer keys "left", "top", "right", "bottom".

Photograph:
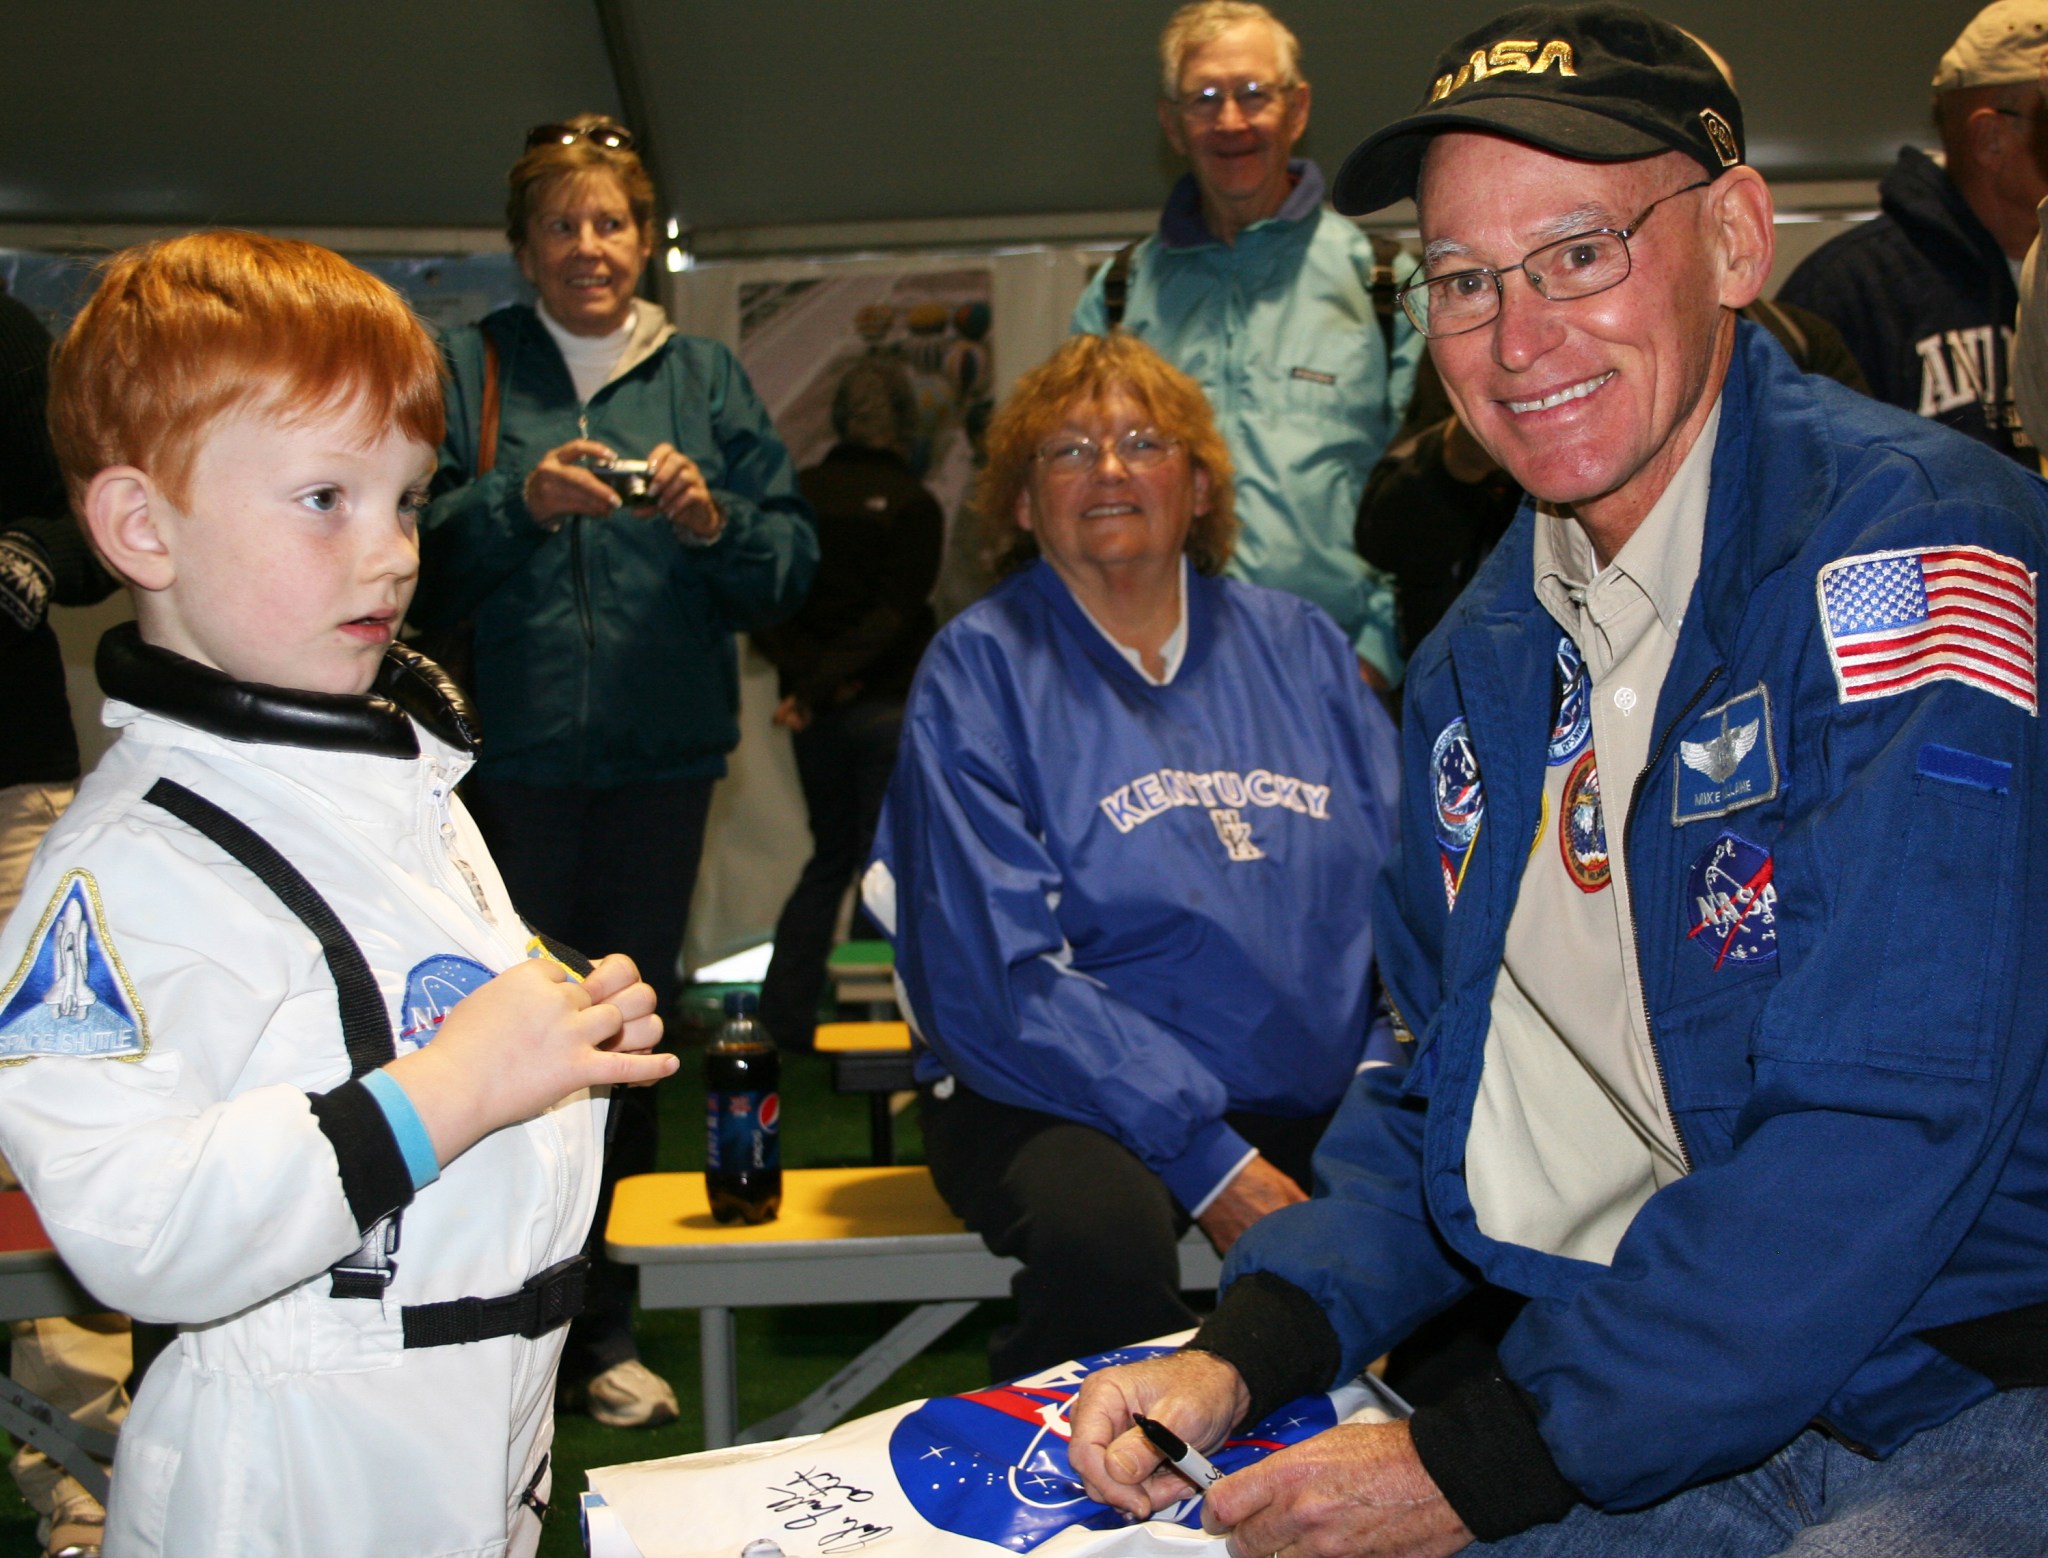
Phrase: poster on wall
[{"left": 738, "top": 266, "right": 996, "bottom": 619}]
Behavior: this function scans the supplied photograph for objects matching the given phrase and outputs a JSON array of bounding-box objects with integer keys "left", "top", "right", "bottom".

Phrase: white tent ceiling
[{"left": 0, "top": 0, "right": 1986, "bottom": 247}]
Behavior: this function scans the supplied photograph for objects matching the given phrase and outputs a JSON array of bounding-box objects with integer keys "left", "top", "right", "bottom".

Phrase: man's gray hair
[
  {"left": 1158, "top": 1, "right": 1303, "bottom": 99},
  {"left": 832, "top": 357, "right": 918, "bottom": 453}
]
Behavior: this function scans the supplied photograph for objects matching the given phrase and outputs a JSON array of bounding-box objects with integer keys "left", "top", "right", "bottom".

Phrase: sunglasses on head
[{"left": 525, "top": 120, "right": 636, "bottom": 152}]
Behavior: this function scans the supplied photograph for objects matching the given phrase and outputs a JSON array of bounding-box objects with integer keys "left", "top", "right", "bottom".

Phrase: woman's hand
[
  {"left": 524, "top": 438, "right": 625, "bottom": 527},
  {"left": 643, "top": 442, "right": 724, "bottom": 543}
]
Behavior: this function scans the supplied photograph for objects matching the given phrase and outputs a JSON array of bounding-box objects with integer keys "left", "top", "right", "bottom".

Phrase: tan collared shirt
[{"left": 1467, "top": 399, "right": 1721, "bottom": 1265}]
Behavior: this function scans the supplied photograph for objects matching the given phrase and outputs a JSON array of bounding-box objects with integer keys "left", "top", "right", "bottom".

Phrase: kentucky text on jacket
[{"left": 1098, "top": 767, "right": 1333, "bottom": 833}]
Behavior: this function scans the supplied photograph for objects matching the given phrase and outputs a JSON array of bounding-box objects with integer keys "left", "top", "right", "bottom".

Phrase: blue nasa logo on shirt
[
  {"left": 887, "top": 1343, "right": 1341, "bottom": 1548},
  {"left": 1686, "top": 831, "right": 1778, "bottom": 969},
  {"left": 1548, "top": 634, "right": 1591, "bottom": 766},
  {"left": 1672, "top": 684, "right": 1779, "bottom": 824},
  {"left": 0, "top": 872, "right": 145, "bottom": 1060},
  {"left": 397, "top": 954, "right": 494, "bottom": 1051}
]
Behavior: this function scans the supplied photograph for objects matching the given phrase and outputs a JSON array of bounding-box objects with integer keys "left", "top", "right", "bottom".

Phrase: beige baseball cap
[{"left": 1934, "top": 0, "right": 2048, "bottom": 92}]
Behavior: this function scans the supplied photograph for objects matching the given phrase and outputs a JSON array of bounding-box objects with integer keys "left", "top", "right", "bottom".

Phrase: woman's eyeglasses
[
  {"left": 526, "top": 121, "right": 637, "bottom": 153},
  {"left": 1034, "top": 430, "right": 1181, "bottom": 476}
]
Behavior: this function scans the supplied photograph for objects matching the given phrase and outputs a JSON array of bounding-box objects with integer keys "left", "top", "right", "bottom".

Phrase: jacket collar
[
  {"left": 1158, "top": 158, "right": 1325, "bottom": 250},
  {"left": 1023, "top": 557, "right": 1220, "bottom": 686},
  {"left": 1438, "top": 320, "right": 1834, "bottom": 669},
  {"left": 486, "top": 299, "right": 676, "bottom": 401},
  {"left": 95, "top": 622, "right": 481, "bottom": 760}
]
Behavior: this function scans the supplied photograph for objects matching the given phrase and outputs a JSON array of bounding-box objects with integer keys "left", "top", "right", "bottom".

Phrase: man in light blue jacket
[{"left": 1071, "top": 0, "right": 1422, "bottom": 687}]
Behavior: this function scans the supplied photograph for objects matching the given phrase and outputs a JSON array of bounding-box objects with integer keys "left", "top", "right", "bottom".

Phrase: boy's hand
[
  {"left": 382, "top": 954, "right": 675, "bottom": 1166},
  {"left": 524, "top": 438, "right": 626, "bottom": 526},
  {"left": 580, "top": 953, "right": 664, "bottom": 1057}
]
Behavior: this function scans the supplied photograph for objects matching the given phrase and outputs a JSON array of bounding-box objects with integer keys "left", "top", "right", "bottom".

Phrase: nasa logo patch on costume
[
  {"left": 397, "top": 954, "right": 494, "bottom": 1051},
  {"left": 1548, "top": 635, "right": 1590, "bottom": 765},
  {"left": 1672, "top": 684, "right": 1779, "bottom": 824},
  {"left": 887, "top": 1343, "right": 1342, "bottom": 1547},
  {"left": 0, "top": 872, "right": 146, "bottom": 1060},
  {"left": 1685, "top": 831, "right": 1778, "bottom": 968},
  {"left": 1431, "top": 717, "right": 1484, "bottom": 909},
  {"left": 1559, "top": 750, "right": 1609, "bottom": 893}
]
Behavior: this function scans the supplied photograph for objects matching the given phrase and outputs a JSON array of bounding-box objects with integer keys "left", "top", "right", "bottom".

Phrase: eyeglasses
[
  {"left": 1034, "top": 429, "right": 1181, "bottom": 476},
  {"left": 1397, "top": 180, "right": 1714, "bottom": 339},
  {"left": 526, "top": 120, "right": 637, "bottom": 152},
  {"left": 1174, "top": 80, "right": 1290, "bottom": 122}
]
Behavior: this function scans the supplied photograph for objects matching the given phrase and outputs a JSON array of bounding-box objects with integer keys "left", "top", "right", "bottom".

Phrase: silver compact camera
[{"left": 579, "top": 456, "right": 656, "bottom": 504}]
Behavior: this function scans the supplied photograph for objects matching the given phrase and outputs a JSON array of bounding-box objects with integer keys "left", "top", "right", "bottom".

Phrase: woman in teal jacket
[{"left": 412, "top": 115, "right": 815, "bottom": 1428}]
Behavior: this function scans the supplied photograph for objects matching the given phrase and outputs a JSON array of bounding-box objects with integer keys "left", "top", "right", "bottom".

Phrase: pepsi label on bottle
[{"left": 704, "top": 990, "right": 781, "bottom": 1224}]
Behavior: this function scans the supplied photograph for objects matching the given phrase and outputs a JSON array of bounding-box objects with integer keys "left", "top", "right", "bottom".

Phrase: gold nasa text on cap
[{"left": 1429, "top": 39, "right": 1578, "bottom": 104}]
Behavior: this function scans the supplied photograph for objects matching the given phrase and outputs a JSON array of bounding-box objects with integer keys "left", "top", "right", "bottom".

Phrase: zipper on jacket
[
  {"left": 429, "top": 770, "right": 494, "bottom": 919},
  {"left": 1619, "top": 664, "right": 1722, "bottom": 1175},
  {"left": 568, "top": 515, "right": 595, "bottom": 648}
]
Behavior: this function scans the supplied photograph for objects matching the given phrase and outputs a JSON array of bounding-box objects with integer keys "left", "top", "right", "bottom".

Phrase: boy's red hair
[{"left": 49, "top": 230, "right": 445, "bottom": 508}]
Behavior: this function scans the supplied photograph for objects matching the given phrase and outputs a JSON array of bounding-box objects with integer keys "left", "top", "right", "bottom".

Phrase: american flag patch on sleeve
[{"left": 1816, "top": 544, "right": 2038, "bottom": 715}]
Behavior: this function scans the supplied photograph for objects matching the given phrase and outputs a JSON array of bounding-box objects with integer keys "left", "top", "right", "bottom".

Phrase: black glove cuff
[
  {"left": 1409, "top": 1369, "right": 1580, "bottom": 1541},
  {"left": 1186, "top": 1270, "right": 1344, "bottom": 1430}
]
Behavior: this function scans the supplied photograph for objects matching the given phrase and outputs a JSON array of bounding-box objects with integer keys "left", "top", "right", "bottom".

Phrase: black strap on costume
[
  {"left": 142, "top": 778, "right": 587, "bottom": 1345},
  {"left": 1101, "top": 241, "right": 1140, "bottom": 330},
  {"left": 145, "top": 779, "right": 393, "bottom": 1079},
  {"left": 400, "top": 1254, "right": 589, "bottom": 1349}
]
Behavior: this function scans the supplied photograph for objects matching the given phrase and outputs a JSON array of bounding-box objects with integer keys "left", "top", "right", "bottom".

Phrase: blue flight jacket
[
  {"left": 1220, "top": 323, "right": 2048, "bottom": 1519},
  {"left": 868, "top": 562, "right": 1400, "bottom": 1212}
]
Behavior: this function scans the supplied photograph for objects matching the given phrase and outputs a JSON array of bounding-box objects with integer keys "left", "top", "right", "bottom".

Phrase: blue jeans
[{"left": 1485, "top": 1388, "right": 2048, "bottom": 1557}]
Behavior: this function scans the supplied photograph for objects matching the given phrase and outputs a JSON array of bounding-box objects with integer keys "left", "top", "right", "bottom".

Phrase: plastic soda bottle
[{"left": 704, "top": 990, "right": 781, "bottom": 1224}]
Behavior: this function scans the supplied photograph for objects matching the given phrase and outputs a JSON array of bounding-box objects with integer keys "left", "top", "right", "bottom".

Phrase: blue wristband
[{"left": 361, "top": 1069, "right": 441, "bottom": 1191}]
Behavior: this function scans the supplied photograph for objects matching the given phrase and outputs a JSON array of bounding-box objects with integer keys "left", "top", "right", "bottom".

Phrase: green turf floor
[{"left": 0, "top": 1028, "right": 1010, "bottom": 1558}]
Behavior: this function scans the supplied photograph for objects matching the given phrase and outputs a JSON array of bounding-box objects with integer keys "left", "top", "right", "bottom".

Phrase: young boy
[{"left": 0, "top": 230, "right": 677, "bottom": 1556}]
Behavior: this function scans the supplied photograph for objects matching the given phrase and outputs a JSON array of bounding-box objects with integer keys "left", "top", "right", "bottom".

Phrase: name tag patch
[
  {"left": 0, "top": 872, "right": 146, "bottom": 1059},
  {"left": 1672, "top": 684, "right": 1779, "bottom": 824},
  {"left": 1431, "top": 717, "right": 1484, "bottom": 907},
  {"left": 1686, "top": 832, "right": 1778, "bottom": 968}
]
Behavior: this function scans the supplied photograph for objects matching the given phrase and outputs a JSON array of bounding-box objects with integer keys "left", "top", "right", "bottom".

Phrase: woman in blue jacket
[
  {"left": 413, "top": 115, "right": 815, "bottom": 1428},
  {"left": 865, "top": 334, "right": 1399, "bottom": 1380}
]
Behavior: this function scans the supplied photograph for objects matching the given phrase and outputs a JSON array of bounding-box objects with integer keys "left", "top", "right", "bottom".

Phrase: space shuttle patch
[{"left": 0, "top": 872, "right": 147, "bottom": 1060}]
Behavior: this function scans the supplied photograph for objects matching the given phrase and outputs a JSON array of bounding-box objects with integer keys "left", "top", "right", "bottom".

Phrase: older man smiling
[
  {"left": 1070, "top": 5, "right": 2048, "bottom": 1555},
  {"left": 1072, "top": 1, "right": 1422, "bottom": 688}
]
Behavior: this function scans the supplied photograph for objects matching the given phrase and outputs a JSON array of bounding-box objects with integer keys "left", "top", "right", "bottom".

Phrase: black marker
[{"left": 1133, "top": 1414, "right": 1224, "bottom": 1490}]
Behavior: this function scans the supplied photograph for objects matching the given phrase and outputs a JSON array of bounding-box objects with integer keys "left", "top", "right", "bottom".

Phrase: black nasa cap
[{"left": 1331, "top": 2, "right": 1745, "bottom": 214}]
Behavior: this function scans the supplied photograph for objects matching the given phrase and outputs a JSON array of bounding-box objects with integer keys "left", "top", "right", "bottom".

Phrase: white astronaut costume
[{"left": 0, "top": 627, "right": 604, "bottom": 1558}]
